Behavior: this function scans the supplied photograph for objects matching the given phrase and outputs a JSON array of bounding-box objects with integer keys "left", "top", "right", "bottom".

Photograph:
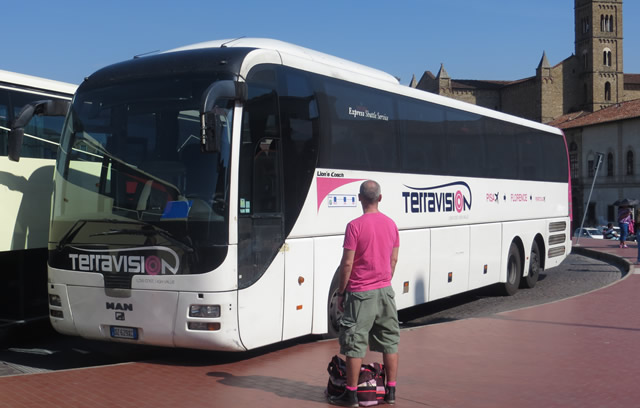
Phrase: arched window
[
  {"left": 607, "top": 152, "right": 614, "bottom": 176},
  {"left": 601, "top": 15, "right": 605, "bottom": 31},
  {"left": 610, "top": 14, "right": 614, "bottom": 31},
  {"left": 627, "top": 150, "right": 634, "bottom": 175},
  {"left": 603, "top": 49, "right": 612, "bottom": 66},
  {"left": 605, "top": 82, "right": 612, "bottom": 101}
]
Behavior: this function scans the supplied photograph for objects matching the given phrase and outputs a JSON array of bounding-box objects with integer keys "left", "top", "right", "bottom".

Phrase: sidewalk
[{"left": 1, "top": 239, "right": 638, "bottom": 408}]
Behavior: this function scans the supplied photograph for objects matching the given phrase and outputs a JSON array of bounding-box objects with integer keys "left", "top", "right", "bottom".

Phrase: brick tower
[{"left": 574, "top": 0, "right": 624, "bottom": 111}]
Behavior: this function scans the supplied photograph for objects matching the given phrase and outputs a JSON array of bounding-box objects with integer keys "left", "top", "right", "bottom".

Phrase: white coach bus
[
  {"left": 11, "top": 39, "right": 571, "bottom": 351},
  {"left": 0, "top": 70, "right": 75, "bottom": 326}
]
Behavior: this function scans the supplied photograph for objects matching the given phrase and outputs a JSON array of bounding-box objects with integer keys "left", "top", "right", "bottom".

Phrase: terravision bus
[
  {"left": 10, "top": 39, "right": 571, "bottom": 351},
  {"left": 0, "top": 70, "right": 76, "bottom": 327}
]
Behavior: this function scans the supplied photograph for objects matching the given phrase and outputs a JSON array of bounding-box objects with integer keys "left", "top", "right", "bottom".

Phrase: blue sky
[{"left": 3, "top": 0, "right": 639, "bottom": 86}]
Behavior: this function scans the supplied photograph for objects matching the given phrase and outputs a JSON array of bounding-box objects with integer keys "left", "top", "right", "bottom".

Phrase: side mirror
[
  {"left": 200, "top": 80, "right": 246, "bottom": 153},
  {"left": 9, "top": 99, "right": 71, "bottom": 162}
]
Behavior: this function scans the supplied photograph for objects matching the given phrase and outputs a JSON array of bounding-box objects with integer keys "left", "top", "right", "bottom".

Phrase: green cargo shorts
[{"left": 339, "top": 286, "right": 400, "bottom": 358}]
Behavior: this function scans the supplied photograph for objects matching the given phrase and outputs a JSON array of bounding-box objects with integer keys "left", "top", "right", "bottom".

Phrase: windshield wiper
[
  {"left": 90, "top": 225, "right": 195, "bottom": 253},
  {"left": 57, "top": 220, "right": 88, "bottom": 250}
]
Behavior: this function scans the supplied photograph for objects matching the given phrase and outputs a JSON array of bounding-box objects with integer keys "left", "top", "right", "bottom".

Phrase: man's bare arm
[
  {"left": 390, "top": 247, "right": 399, "bottom": 278},
  {"left": 339, "top": 248, "right": 355, "bottom": 294}
]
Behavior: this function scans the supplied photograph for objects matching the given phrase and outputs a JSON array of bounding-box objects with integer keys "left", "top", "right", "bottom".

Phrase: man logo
[
  {"left": 115, "top": 312, "right": 125, "bottom": 321},
  {"left": 106, "top": 302, "right": 133, "bottom": 311}
]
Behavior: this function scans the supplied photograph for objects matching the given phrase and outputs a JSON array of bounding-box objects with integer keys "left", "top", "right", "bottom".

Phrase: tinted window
[
  {"left": 317, "top": 78, "right": 398, "bottom": 172},
  {"left": 278, "top": 67, "right": 319, "bottom": 235},
  {"left": 10, "top": 90, "right": 66, "bottom": 159},
  {"left": 0, "top": 90, "right": 8, "bottom": 155},
  {"left": 445, "top": 109, "right": 484, "bottom": 176},
  {"left": 484, "top": 118, "right": 518, "bottom": 179},
  {"left": 397, "top": 97, "right": 445, "bottom": 174},
  {"left": 289, "top": 70, "right": 568, "bottom": 183}
]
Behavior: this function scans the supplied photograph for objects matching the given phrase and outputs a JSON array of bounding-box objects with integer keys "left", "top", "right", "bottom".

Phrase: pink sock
[
  {"left": 387, "top": 381, "right": 396, "bottom": 387},
  {"left": 346, "top": 386, "right": 357, "bottom": 391}
]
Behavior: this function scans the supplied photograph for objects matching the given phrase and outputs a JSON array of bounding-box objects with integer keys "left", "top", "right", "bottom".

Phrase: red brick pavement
[{"left": 1, "top": 239, "right": 638, "bottom": 408}]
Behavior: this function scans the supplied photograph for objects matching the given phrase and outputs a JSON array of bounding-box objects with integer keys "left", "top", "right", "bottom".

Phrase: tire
[
  {"left": 522, "top": 241, "right": 541, "bottom": 289},
  {"left": 501, "top": 243, "right": 521, "bottom": 296},
  {"left": 324, "top": 274, "right": 342, "bottom": 339}
]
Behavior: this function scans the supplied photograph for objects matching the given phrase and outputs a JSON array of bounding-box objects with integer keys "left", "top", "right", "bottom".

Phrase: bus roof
[
  {"left": 0, "top": 69, "right": 77, "bottom": 96},
  {"left": 165, "top": 38, "right": 561, "bottom": 136},
  {"left": 166, "top": 38, "right": 401, "bottom": 86}
]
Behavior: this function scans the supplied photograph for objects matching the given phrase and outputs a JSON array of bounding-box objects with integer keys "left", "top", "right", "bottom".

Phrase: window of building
[
  {"left": 603, "top": 49, "right": 612, "bottom": 66},
  {"left": 601, "top": 14, "right": 615, "bottom": 32},
  {"left": 582, "top": 16, "right": 590, "bottom": 34},
  {"left": 627, "top": 150, "right": 634, "bottom": 175},
  {"left": 605, "top": 82, "right": 612, "bottom": 101},
  {"left": 570, "top": 142, "right": 579, "bottom": 179},
  {"left": 587, "top": 152, "right": 595, "bottom": 177},
  {"left": 607, "top": 152, "right": 614, "bottom": 176},
  {"left": 610, "top": 14, "right": 614, "bottom": 32}
]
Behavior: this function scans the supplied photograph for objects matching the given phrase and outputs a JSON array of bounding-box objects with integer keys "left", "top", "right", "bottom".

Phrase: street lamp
[{"left": 575, "top": 152, "right": 604, "bottom": 246}]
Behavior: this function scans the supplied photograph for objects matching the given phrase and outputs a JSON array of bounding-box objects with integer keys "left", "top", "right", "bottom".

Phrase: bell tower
[{"left": 574, "top": 0, "right": 623, "bottom": 112}]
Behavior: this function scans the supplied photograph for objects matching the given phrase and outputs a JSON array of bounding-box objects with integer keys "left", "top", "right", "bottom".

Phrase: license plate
[{"left": 110, "top": 326, "right": 138, "bottom": 340}]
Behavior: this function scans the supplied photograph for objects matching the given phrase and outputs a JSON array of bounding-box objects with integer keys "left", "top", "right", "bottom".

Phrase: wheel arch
[{"left": 534, "top": 233, "right": 546, "bottom": 270}]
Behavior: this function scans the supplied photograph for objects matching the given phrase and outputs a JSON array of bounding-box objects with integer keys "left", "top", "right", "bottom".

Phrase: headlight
[
  {"left": 49, "top": 294, "right": 62, "bottom": 307},
  {"left": 189, "top": 304, "right": 221, "bottom": 318}
]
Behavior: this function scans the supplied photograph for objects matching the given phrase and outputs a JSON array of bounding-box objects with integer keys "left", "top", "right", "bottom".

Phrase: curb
[{"left": 571, "top": 246, "right": 633, "bottom": 276}]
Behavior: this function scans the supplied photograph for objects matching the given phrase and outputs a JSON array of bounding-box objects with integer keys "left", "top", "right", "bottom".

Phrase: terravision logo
[
  {"left": 68, "top": 246, "right": 179, "bottom": 275},
  {"left": 402, "top": 182, "right": 472, "bottom": 214}
]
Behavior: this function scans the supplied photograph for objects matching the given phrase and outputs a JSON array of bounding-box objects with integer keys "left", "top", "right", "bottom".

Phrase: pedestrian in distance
[
  {"left": 328, "top": 180, "right": 400, "bottom": 407},
  {"left": 618, "top": 205, "right": 633, "bottom": 248},
  {"left": 602, "top": 222, "right": 619, "bottom": 239}
]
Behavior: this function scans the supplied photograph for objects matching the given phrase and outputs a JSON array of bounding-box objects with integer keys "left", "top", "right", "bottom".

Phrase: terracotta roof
[
  {"left": 450, "top": 79, "right": 513, "bottom": 90},
  {"left": 549, "top": 98, "right": 640, "bottom": 129},
  {"left": 625, "top": 74, "right": 640, "bottom": 85}
]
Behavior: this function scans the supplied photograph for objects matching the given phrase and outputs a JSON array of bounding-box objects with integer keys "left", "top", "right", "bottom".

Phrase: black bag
[{"left": 326, "top": 355, "right": 386, "bottom": 406}]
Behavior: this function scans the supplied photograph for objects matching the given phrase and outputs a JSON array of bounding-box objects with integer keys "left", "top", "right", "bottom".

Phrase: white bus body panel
[
  {"left": 311, "top": 235, "right": 344, "bottom": 334},
  {"left": 391, "top": 229, "right": 431, "bottom": 310},
  {"left": 237, "top": 250, "right": 284, "bottom": 350},
  {"left": 282, "top": 238, "right": 314, "bottom": 340},
  {"left": 304, "top": 171, "right": 569, "bottom": 238},
  {"left": 469, "top": 223, "right": 502, "bottom": 290},
  {"left": 0, "top": 157, "right": 53, "bottom": 252},
  {"left": 67, "top": 286, "right": 179, "bottom": 347},
  {"left": 430, "top": 226, "right": 470, "bottom": 301}
]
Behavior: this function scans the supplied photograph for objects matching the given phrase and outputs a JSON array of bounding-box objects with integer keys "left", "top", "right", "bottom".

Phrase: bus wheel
[
  {"left": 522, "top": 241, "right": 541, "bottom": 289},
  {"left": 324, "top": 277, "right": 342, "bottom": 339},
  {"left": 502, "top": 243, "right": 521, "bottom": 296}
]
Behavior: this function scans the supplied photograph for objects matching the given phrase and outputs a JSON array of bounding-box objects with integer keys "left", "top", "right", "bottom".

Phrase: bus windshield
[{"left": 49, "top": 74, "right": 232, "bottom": 275}]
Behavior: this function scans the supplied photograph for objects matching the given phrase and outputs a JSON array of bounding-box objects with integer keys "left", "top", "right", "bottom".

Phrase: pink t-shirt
[{"left": 343, "top": 212, "right": 400, "bottom": 292}]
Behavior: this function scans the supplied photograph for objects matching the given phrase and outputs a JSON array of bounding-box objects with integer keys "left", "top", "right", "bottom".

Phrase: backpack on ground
[{"left": 326, "top": 355, "right": 386, "bottom": 406}]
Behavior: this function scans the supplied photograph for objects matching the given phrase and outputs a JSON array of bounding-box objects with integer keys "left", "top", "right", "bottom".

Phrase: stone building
[
  {"left": 411, "top": 0, "right": 640, "bottom": 124},
  {"left": 551, "top": 99, "right": 640, "bottom": 228}
]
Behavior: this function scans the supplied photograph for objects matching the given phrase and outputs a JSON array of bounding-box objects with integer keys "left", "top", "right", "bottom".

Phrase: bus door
[{"left": 237, "top": 77, "right": 286, "bottom": 349}]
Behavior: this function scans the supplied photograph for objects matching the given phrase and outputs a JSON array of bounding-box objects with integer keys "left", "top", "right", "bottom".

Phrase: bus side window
[
  {"left": 11, "top": 90, "right": 64, "bottom": 159},
  {"left": 0, "top": 90, "right": 8, "bottom": 156}
]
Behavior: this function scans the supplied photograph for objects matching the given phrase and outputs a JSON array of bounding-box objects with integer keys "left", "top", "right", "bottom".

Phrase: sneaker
[
  {"left": 328, "top": 389, "right": 358, "bottom": 407},
  {"left": 623, "top": 244, "right": 629, "bottom": 248},
  {"left": 385, "top": 386, "right": 396, "bottom": 405}
]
